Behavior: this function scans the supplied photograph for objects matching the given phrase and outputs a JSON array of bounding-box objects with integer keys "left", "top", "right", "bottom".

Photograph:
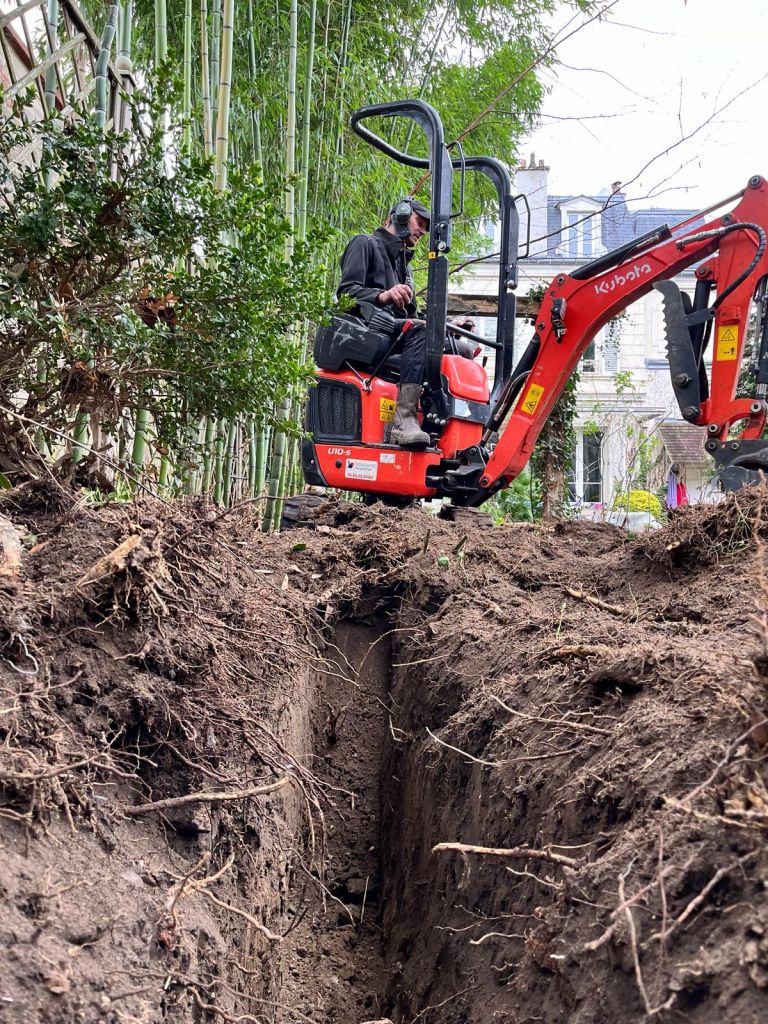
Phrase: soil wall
[{"left": 1, "top": 486, "right": 768, "bottom": 1024}]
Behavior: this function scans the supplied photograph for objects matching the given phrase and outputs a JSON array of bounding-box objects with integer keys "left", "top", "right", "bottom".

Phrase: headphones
[{"left": 391, "top": 198, "right": 415, "bottom": 240}]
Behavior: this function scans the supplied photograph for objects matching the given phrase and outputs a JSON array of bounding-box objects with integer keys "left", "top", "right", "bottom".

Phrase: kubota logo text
[{"left": 594, "top": 262, "right": 652, "bottom": 295}]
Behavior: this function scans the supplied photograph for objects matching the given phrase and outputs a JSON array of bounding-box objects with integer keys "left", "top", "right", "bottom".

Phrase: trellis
[{"left": 0, "top": 0, "right": 134, "bottom": 135}]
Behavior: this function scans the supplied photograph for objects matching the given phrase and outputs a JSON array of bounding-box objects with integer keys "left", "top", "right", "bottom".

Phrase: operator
[{"left": 337, "top": 198, "right": 476, "bottom": 448}]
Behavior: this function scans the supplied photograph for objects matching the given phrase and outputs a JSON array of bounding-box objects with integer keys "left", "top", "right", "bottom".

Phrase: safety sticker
[
  {"left": 379, "top": 397, "right": 395, "bottom": 422},
  {"left": 380, "top": 452, "right": 396, "bottom": 463},
  {"left": 345, "top": 458, "right": 378, "bottom": 481},
  {"left": 716, "top": 325, "right": 739, "bottom": 361},
  {"left": 521, "top": 383, "right": 545, "bottom": 416}
]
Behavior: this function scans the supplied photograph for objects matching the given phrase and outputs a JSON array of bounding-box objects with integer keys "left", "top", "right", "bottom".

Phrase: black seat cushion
[{"left": 314, "top": 315, "right": 402, "bottom": 376}]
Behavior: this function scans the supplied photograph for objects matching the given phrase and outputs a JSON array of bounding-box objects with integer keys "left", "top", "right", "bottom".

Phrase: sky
[{"left": 522, "top": 0, "right": 768, "bottom": 211}]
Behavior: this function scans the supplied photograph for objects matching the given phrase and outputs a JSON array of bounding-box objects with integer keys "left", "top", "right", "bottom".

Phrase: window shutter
[{"left": 602, "top": 340, "right": 619, "bottom": 372}]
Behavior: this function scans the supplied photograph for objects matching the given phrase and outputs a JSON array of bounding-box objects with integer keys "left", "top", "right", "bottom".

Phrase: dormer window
[
  {"left": 557, "top": 197, "right": 602, "bottom": 260},
  {"left": 565, "top": 210, "right": 594, "bottom": 258}
]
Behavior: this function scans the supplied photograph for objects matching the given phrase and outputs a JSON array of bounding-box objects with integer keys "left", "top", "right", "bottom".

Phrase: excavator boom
[{"left": 479, "top": 175, "right": 768, "bottom": 496}]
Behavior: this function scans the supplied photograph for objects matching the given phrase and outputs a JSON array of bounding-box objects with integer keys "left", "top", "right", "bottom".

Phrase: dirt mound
[
  {"left": 1, "top": 489, "right": 767, "bottom": 1023},
  {"left": 639, "top": 486, "right": 768, "bottom": 569}
]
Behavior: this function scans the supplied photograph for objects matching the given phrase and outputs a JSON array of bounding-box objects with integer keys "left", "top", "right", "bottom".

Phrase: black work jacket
[{"left": 337, "top": 227, "right": 417, "bottom": 318}]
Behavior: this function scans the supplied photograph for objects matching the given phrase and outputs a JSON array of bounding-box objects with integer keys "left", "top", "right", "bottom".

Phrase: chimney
[{"left": 514, "top": 153, "right": 549, "bottom": 258}]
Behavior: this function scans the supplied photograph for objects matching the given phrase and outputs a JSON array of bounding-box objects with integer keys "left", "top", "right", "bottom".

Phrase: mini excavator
[{"left": 301, "top": 99, "right": 768, "bottom": 507}]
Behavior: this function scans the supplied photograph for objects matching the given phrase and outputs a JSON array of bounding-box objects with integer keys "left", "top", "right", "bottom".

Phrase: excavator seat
[{"left": 313, "top": 306, "right": 404, "bottom": 379}]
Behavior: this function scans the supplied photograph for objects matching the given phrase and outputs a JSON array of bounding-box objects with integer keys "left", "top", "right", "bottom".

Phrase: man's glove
[
  {"left": 450, "top": 337, "right": 479, "bottom": 359},
  {"left": 449, "top": 316, "right": 477, "bottom": 333}
]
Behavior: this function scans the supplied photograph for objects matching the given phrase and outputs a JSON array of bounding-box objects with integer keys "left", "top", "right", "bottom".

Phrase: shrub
[
  {"left": 613, "top": 488, "right": 663, "bottom": 520},
  {"left": 0, "top": 86, "right": 328, "bottom": 482}
]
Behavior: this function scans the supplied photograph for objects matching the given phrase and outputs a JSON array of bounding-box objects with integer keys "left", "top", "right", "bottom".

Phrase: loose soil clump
[{"left": 1, "top": 484, "right": 767, "bottom": 1023}]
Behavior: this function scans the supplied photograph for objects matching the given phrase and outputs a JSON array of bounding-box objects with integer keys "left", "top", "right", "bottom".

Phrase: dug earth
[{"left": 1, "top": 483, "right": 767, "bottom": 1023}]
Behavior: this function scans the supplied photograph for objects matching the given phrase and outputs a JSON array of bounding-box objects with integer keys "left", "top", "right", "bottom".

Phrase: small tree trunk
[{"left": 539, "top": 453, "right": 565, "bottom": 520}]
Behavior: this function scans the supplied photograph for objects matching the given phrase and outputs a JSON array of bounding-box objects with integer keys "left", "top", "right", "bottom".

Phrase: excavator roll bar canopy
[{"left": 349, "top": 100, "right": 521, "bottom": 422}]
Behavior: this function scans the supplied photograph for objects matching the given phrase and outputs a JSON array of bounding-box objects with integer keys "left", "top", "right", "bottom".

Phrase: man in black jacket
[{"left": 337, "top": 199, "right": 475, "bottom": 448}]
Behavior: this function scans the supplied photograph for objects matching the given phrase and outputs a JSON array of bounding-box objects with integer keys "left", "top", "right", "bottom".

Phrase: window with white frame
[
  {"left": 582, "top": 431, "right": 603, "bottom": 502},
  {"left": 580, "top": 328, "right": 618, "bottom": 374},
  {"left": 571, "top": 429, "right": 603, "bottom": 503},
  {"left": 564, "top": 210, "right": 596, "bottom": 259}
]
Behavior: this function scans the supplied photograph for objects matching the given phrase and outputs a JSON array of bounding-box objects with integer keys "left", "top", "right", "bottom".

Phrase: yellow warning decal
[
  {"left": 521, "top": 383, "right": 545, "bottom": 417},
  {"left": 428, "top": 251, "right": 437, "bottom": 259},
  {"left": 379, "top": 397, "right": 395, "bottom": 423},
  {"left": 716, "top": 325, "right": 739, "bottom": 361}
]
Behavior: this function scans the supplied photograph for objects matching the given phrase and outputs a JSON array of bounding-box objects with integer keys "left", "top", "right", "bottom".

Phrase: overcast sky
[{"left": 523, "top": 0, "right": 768, "bottom": 210}]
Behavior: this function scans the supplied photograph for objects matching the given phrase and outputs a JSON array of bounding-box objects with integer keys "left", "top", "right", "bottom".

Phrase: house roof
[
  {"left": 540, "top": 193, "right": 705, "bottom": 262},
  {"left": 656, "top": 419, "right": 709, "bottom": 466}
]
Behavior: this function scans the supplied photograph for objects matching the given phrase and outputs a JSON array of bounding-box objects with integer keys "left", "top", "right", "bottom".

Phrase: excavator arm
[{"left": 477, "top": 175, "right": 768, "bottom": 497}]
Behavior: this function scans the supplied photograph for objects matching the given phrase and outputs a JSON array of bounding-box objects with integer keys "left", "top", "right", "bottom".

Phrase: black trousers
[
  {"left": 398, "top": 322, "right": 428, "bottom": 385},
  {"left": 362, "top": 306, "right": 429, "bottom": 387}
]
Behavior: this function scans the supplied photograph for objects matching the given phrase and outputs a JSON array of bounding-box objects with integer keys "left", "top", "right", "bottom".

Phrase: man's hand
[
  {"left": 378, "top": 283, "right": 413, "bottom": 309},
  {"left": 449, "top": 316, "right": 477, "bottom": 333}
]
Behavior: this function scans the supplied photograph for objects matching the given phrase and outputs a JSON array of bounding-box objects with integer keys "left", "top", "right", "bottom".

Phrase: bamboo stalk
[
  {"left": 154, "top": 0, "right": 167, "bottom": 62},
  {"left": 263, "top": 0, "right": 299, "bottom": 531},
  {"left": 209, "top": 0, "right": 221, "bottom": 115},
  {"left": 95, "top": 2, "right": 119, "bottom": 132},
  {"left": 310, "top": 0, "right": 331, "bottom": 216},
  {"left": 328, "top": 0, "right": 352, "bottom": 211},
  {"left": 254, "top": 417, "right": 269, "bottom": 499},
  {"left": 199, "top": 0, "right": 213, "bottom": 159},
  {"left": 248, "top": 417, "right": 257, "bottom": 495},
  {"left": 297, "top": 0, "right": 317, "bottom": 242},
  {"left": 245, "top": 0, "right": 262, "bottom": 167},
  {"left": 44, "top": 0, "right": 59, "bottom": 115},
  {"left": 213, "top": 0, "right": 234, "bottom": 190},
  {"left": 263, "top": 404, "right": 288, "bottom": 531},
  {"left": 182, "top": 0, "right": 193, "bottom": 151},
  {"left": 271, "top": 430, "right": 291, "bottom": 530},
  {"left": 283, "top": 0, "right": 298, "bottom": 238},
  {"left": 201, "top": 416, "right": 215, "bottom": 492},
  {"left": 158, "top": 452, "right": 170, "bottom": 489},
  {"left": 118, "top": 0, "right": 132, "bottom": 67},
  {"left": 213, "top": 420, "right": 225, "bottom": 504},
  {"left": 131, "top": 408, "right": 150, "bottom": 474},
  {"left": 222, "top": 417, "right": 237, "bottom": 504}
]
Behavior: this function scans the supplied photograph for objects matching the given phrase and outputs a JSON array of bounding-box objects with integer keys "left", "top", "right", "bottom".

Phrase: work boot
[{"left": 391, "top": 383, "right": 430, "bottom": 449}]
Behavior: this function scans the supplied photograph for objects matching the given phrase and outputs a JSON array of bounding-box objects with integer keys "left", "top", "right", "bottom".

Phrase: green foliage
[
  {"left": 0, "top": 87, "right": 328, "bottom": 476},
  {"left": 486, "top": 468, "right": 537, "bottom": 523},
  {"left": 613, "top": 488, "right": 663, "bottom": 520},
  {"left": 612, "top": 369, "right": 636, "bottom": 396},
  {"left": 629, "top": 430, "right": 660, "bottom": 489},
  {"left": 531, "top": 370, "right": 579, "bottom": 511}
]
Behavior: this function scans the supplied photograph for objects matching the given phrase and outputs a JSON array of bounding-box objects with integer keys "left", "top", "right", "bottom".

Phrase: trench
[
  {"left": 270, "top": 609, "right": 593, "bottom": 1024},
  {"left": 272, "top": 610, "right": 529, "bottom": 1024},
  {"left": 277, "top": 617, "right": 394, "bottom": 1022}
]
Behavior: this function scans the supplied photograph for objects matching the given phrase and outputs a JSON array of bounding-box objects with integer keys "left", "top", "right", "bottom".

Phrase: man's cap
[
  {"left": 409, "top": 198, "right": 430, "bottom": 222},
  {"left": 391, "top": 197, "right": 430, "bottom": 223}
]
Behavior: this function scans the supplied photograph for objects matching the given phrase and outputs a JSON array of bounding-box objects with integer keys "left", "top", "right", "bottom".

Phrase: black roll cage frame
[{"left": 349, "top": 99, "right": 520, "bottom": 415}]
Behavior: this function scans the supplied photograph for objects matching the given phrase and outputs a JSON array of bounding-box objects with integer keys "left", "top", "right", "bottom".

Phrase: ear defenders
[{"left": 391, "top": 198, "right": 415, "bottom": 240}]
